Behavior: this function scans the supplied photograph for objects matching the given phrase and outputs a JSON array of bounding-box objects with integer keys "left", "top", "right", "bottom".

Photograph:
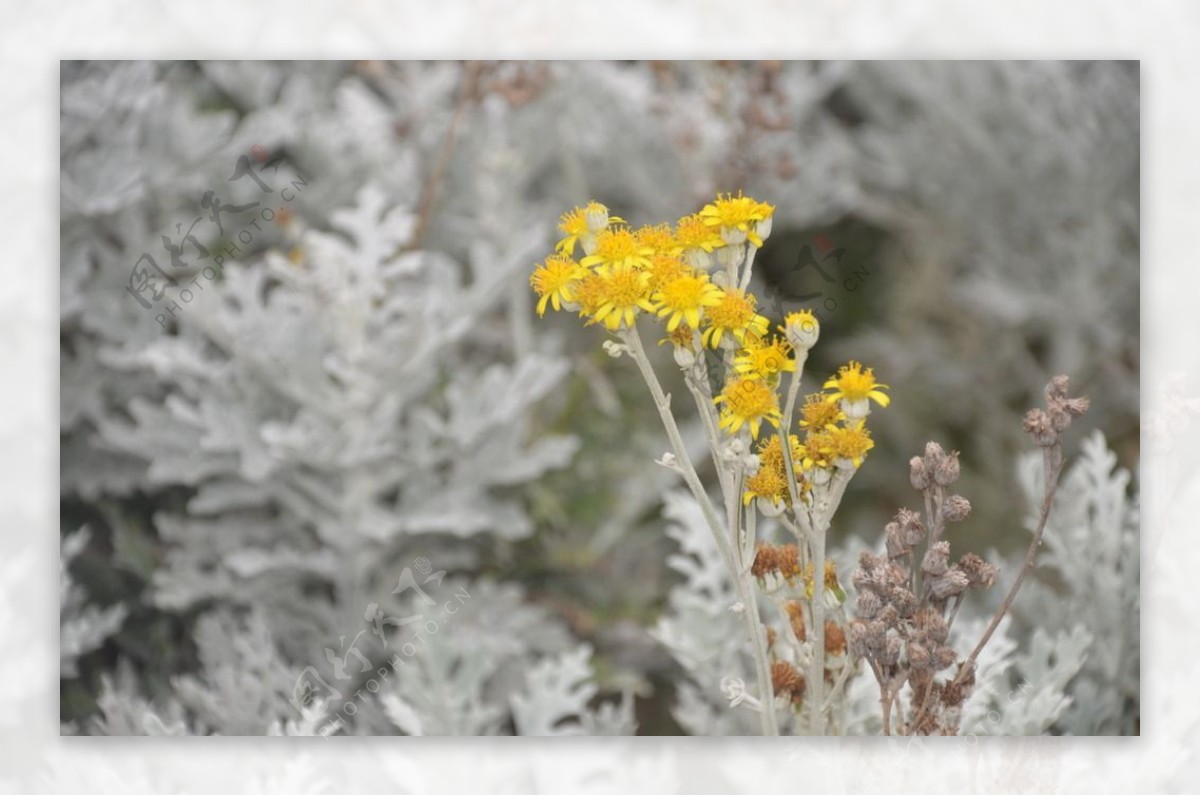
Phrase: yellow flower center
[
  {"left": 646, "top": 255, "right": 691, "bottom": 291},
  {"left": 800, "top": 392, "right": 844, "bottom": 429},
  {"left": 592, "top": 228, "right": 641, "bottom": 264},
  {"left": 828, "top": 422, "right": 874, "bottom": 463},
  {"left": 675, "top": 214, "right": 722, "bottom": 251},
  {"left": 721, "top": 378, "right": 778, "bottom": 420},
  {"left": 573, "top": 273, "right": 607, "bottom": 316},
  {"left": 600, "top": 267, "right": 648, "bottom": 307},
  {"left": 709, "top": 290, "right": 757, "bottom": 330},
  {"left": 635, "top": 224, "right": 678, "bottom": 255},
  {"left": 530, "top": 255, "right": 577, "bottom": 297}
]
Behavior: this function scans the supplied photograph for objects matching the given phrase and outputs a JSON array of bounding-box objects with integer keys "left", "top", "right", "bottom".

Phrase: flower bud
[
  {"left": 673, "top": 345, "right": 696, "bottom": 370},
  {"left": 783, "top": 311, "right": 820, "bottom": 351},
  {"left": 755, "top": 215, "right": 773, "bottom": 241},
  {"left": 584, "top": 203, "right": 609, "bottom": 233}
]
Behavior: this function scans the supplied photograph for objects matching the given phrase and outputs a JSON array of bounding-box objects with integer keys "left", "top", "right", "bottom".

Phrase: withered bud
[
  {"left": 897, "top": 508, "right": 926, "bottom": 545},
  {"left": 943, "top": 494, "right": 972, "bottom": 522},
  {"left": 921, "top": 541, "right": 951, "bottom": 577},
  {"left": 928, "top": 567, "right": 970, "bottom": 600},
  {"left": 752, "top": 543, "right": 802, "bottom": 581},
  {"left": 909, "top": 456, "right": 930, "bottom": 490},
  {"left": 958, "top": 552, "right": 998, "bottom": 589},
  {"left": 824, "top": 621, "right": 847, "bottom": 656},
  {"left": 885, "top": 522, "right": 907, "bottom": 559},
  {"left": 866, "top": 620, "right": 889, "bottom": 651},
  {"left": 923, "top": 441, "right": 946, "bottom": 470},
  {"left": 891, "top": 586, "right": 919, "bottom": 618},
  {"left": 933, "top": 645, "right": 958, "bottom": 671},
  {"left": 765, "top": 626, "right": 777, "bottom": 649},
  {"left": 1023, "top": 408, "right": 1058, "bottom": 447},
  {"left": 770, "top": 660, "right": 806, "bottom": 704},
  {"left": 847, "top": 620, "right": 871, "bottom": 658},
  {"left": 877, "top": 604, "right": 900, "bottom": 627},
  {"left": 934, "top": 451, "right": 960, "bottom": 486},
  {"left": 1046, "top": 374, "right": 1070, "bottom": 401},
  {"left": 908, "top": 641, "right": 931, "bottom": 669},
  {"left": 918, "top": 608, "right": 950, "bottom": 644},
  {"left": 882, "top": 629, "right": 903, "bottom": 666},
  {"left": 857, "top": 589, "right": 882, "bottom": 619},
  {"left": 784, "top": 600, "right": 807, "bottom": 642}
]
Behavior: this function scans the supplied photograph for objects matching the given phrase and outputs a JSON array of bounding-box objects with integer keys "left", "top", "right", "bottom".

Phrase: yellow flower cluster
[
  {"left": 530, "top": 197, "right": 771, "bottom": 335},
  {"left": 530, "top": 196, "right": 889, "bottom": 504}
]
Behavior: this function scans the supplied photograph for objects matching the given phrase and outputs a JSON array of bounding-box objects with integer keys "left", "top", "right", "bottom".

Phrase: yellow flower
[
  {"left": 743, "top": 458, "right": 788, "bottom": 506},
  {"left": 634, "top": 224, "right": 680, "bottom": 257},
  {"left": 530, "top": 254, "right": 582, "bottom": 316},
  {"left": 572, "top": 271, "right": 607, "bottom": 319},
  {"left": 699, "top": 192, "right": 772, "bottom": 247},
  {"left": 715, "top": 377, "right": 782, "bottom": 438},
  {"left": 743, "top": 435, "right": 806, "bottom": 506},
  {"left": 733, "top": 335, "right": 795, "bottom": 382},
  {"left": 826, "top": 420, "right": 874, "bottom": 468},
  {"left": 653, "top": 272, "right": 723, "bottom": 332},
  {"left": 798, "top": 429, "right": 834, "bottom": 470},
  {"left": 590, "top": 264, "right": 655, "bottom": 331},
  {"left": 824, "top": 361, "right": 891, "bottom": 408},
  {"left": 702, "top": 288, "right": 770, "bottom": 349},
  {"left": 799, "top": 392, "right": 845, "bottom": 430},
  {"left": 645, "top": 255, "right": 693, "bottom": 292},
  {"left": 674, "top": 213, "right": 724, "bottom": 253},
  {"left": 555, "top": 207, "right": 591, "bottom": 256},
  {"left": 580, "top": 227, "right": 653, "bottom": 272}
]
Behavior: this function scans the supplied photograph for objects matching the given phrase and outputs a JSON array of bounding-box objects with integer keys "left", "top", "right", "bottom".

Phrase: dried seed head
[
  {"left": 933, "top": 645, "right": 958, "bottom": 671},
  {"left": 882, "top": 629, "right": 903, "bottom": 666},
  {"left": 909, "top": 456, "right": 930, "bottom": 490},
  {"left": 919, "top": 608, "right": 950, "bottom": 644},
  {"left": 891, "top": 586, "right": 919, "bottom": 618},
  {"left": 921, "top": 541, "right": 950, "bottom": 577},
  {"left": 923, "top": 441, "right": 946, "bottom": 470},
  {"left": 1023, "top": 408, "right": 1058, "bottom": 447},
  {"left": 929, "top": 567, "right": 970, "bottom": 599},
  {"left": 908, "top": 641, "right": 931, "bottom": 669},
  {"left": 943, "top": 494, "right": 972, "bottom": 522},
  {"left": 897, "top": 508, "right": 926, "bottom": 545},
  {"left": 847, "top": 620, "right": 870, "bottom": 658},
  {"left": 885, "top": 521, "right": 907, "bottom": 559},
  {"left": 958, "top": 552, "right": 998, "bottom": 589},
  {"left": 857, "top": 589, "right": 882, "bottom": 619},
  {"left": 934, "top": 451, "right": 960, "bottom": 486}
]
